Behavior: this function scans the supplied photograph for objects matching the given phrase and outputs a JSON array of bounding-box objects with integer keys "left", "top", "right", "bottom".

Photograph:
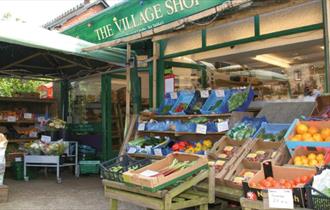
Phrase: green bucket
[{"left": 11, "top": 161, "right": 37, "bottom": 180}]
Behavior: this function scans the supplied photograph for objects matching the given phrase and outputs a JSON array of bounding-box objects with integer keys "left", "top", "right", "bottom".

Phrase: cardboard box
[
  {"left": 224, "top": 157, "right": 260, "bottom": 189},
  {"left": 287, "top": 146, "right": 330, "bottom": 167},
  {"left": 122, "top": 153, "right": 208, "bottom": 192},
  {"left": 243, "top": 139, "right": 283, "bottom": 169},
  {"left": 242, "top": 161, "right": 316, "bottom": 207}
]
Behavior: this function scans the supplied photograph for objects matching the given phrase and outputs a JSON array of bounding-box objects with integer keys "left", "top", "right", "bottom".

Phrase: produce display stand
[
  {"left": 103, "top": 168, "right": 215, "bottom": 210},
  {"left": 24, "top": 141, "right": 79, "bottom": 183},
  {"left": 239, "top": 198, "right": 311, "bottom": 210}
]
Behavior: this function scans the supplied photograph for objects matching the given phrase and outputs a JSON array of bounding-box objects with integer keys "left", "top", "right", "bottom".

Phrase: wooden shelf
[
  {"left": 8, "top": 138, "right": 38, "bottom": 143},
  {"left": 0, "top": 120, "right": 37, "bottom": 124},
  {"left": 0, "top": 97, "right": 56, "bottom": 103}
]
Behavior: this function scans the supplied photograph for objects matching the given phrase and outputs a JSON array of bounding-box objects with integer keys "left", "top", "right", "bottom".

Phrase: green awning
[{"left": 0, "top": 20, "right": 128, "bottom": 80}]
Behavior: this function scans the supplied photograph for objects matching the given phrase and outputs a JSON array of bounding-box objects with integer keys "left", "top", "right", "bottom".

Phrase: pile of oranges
[
  {"left": 293, "top": 153, "right": 325, "bottom": 167},
  {"left": 291, "top": 123, "right": 330, "bottom": 142}
]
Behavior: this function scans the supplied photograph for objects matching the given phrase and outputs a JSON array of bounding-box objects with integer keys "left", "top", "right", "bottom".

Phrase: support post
[
  {"left": 101, "top": 74, "right": 112, "bottom": 160},
  {"left": 59, "top": 80, "right": 69, "bottom": 121},
  {"left": 147, "top": 48, "right": 153, "bottom": 108},
  {"left": 152, "top": 41, "right": 159, "bottom": 110},
  {"left": 124, "top": 44, "right": 131, "bottom": 137},
  {"left": 323, "top": 0, "right": 330, "bottom": 92}
]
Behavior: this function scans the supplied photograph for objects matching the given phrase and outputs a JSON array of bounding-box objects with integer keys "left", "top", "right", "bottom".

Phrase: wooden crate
[{"left": 0, "top": 185, "right": 8, "bottom": 203}]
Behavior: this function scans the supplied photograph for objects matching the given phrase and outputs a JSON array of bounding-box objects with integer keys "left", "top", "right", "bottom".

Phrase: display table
[
  {"left": 24, "top": 141, "right": 79, "bottom": 183},
  {"left": 240, "top": 198, "right": 311, "bottom": 210},
  {"left": 103, "top": 168, "right": 214, "bottom": 210}
]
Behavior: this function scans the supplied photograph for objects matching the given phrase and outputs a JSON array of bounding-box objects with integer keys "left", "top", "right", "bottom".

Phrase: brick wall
[{"left": 59, "top": 4, "right": 105, "bottom": 31}]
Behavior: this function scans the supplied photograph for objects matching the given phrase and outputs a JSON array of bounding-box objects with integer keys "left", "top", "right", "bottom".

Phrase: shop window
[
  {"left": 164, "top": 30, "right": 202, "bottom": 55},
  {"left": 260, "top": 0, "right": 322, "bottom": 35},
  {"left": 206, "top": 17, "right": 254, "bottom": 46},
  {"left": 69, "top": 76, "right": 101, "bottom": 124}
]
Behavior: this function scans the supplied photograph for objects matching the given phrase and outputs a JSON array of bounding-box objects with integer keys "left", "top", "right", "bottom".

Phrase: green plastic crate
[{"left": 79, "top": 160, "right": 100, "bottom": 174}]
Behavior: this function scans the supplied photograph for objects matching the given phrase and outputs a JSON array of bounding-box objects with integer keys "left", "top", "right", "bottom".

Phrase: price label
[
  {"left": 145, "top": 146, "right": 153, "bottom": 154},
  {"left": 215, "top": 89, "right": 225, "bottom": 97},
  {"left": 154, "top": 148, "right": 163, "bottom": 156},
  {"left": 127, "top": 147, "right": 137, "bottom": 154},
  {"left": 138, "top": 123, "right": 146, "bottom": 131},
  {"left": 37, "top": 116, "right": 45, "bottom": 122},
  {"left": 267, "top": 189, "right": 294, "bottom": 209},
  {"left": 7, "top": 116, "right": 16, "bottom": 122},
  {"left": 15, "top": 157, "right": 22, "bottom": 162},
  {"left": 217, "top": 121, "right": 229, "bottom": 132},
  {"left": 200, "top": 90, "right": 209, "bottom": 98},
  {"left": 41, "top": 135, "right": 51, "bottom": 143},
  {"left": 170, "top": 92, "right": 178, "bottom": 99},
  {"left": 196, "top": 124, "right": 207, "bottom": 134},
  {"left": 24, "top": 113, "right": 33, "bottom": 119},
  {"left": 29, "top": 131, "right": 38, "bottom": 138}
]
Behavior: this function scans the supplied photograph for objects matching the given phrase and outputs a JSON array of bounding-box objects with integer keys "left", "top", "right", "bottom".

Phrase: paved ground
[{"left": 0, "top": 171, "right": 144, "bottom": 210}]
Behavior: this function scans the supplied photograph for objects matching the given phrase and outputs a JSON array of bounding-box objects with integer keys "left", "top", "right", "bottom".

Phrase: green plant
[{"left": 0, "top": 78, "right": 44, "bottom": 97}]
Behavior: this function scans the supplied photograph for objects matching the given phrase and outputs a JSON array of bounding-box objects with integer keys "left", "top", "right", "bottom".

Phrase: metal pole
[
  {"left": 152, "top": 42, "right": 159, "bottom": 110},
  {"left": 124, "top": 44, "right": 131, "bottom": 137},
  {"left": 323, "top": 0, "right": 330, "bottom": 92}
]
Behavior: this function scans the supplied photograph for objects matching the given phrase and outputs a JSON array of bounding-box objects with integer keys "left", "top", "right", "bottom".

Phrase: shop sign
[
  {"left": 64, "top": 0, "right": 227, "bottom": 43},
  {"left": 69, "top": 123, "right": 101, "bottom": 134}
]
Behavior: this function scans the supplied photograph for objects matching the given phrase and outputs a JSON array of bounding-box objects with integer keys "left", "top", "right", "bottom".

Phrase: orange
[
  {"left": 318, "top": 160, "right": 325, "bottom": 166},
  {"left": 309, "top": 159, "right": 318, "bottom": 167},
  {"left": 308, "top": 153, "right": 317, "bottom": 160},
  {"left": 313, "top": 133, "right": 323, "bottom": 142},
  {"left": 321, "top": 128, "right": 330, "bottom": 140},
  {"left": 325, "top": 136, "right": 330, "bottom": 142},
  {"left": 308, "top": 126, "right": 319, "bottom": 135},
  {"left": 316, "top": 154, "right": 325, "bottom": 162},
  {"left": 291, "top": 134, "right": 302, "bottom": 141},
  {"left": 302, "top": 158, "right": 309, "bottom": 165},
  {"left": 296, "top": 124, "right": 309, "bottom": 135},
  {"left": 302, "top": 133, "right": 313, "bottom": 141}
]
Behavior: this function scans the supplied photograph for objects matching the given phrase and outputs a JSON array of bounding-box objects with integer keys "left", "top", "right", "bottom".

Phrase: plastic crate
[
  {"left": 169, "top": 90, "right": 195, "bottom": 115},
  {"left": 200, "top": 90, "right": 230, "bottom": 114},
  {"left": 100, "top": 155, "right": 151, "bottom": 183},
  {"left": 253, "top": 122, "right": 290, "bottom": 140},
  {"left": 284, "top": 119, "right": 330, "bottom": 154},
  {"left": 156, "top": 92, "right": 178, "bottom": 115},
  {"left": 306, "top": 185, "right": 330, "bottom": 210},
  {"left": 227, "top": 87, "right": 254, "bottom": 112},
  {"left": 79, "top": 160, "right": 100, "bottom": 174}
]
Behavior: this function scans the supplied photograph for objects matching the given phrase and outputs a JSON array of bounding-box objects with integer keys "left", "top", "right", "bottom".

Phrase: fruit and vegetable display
[
  {"left": 228, "top": 88, "right": 252, "bottom": 112},
  {"left": 245, "top": 150, "right": 276, "bottom": 162},
  {"left": 293, "top": 153, "right": 327, "bottom": 167},
  {"left": 139, "top": 158, "right": 197, "bottom": 177},
  {"left": 320, "top": 106, "right": 330, "bottom": 118},
  {"left": 171, "top": 139, "right": 213, "bottom": 155},
  {"left": 209, "top": 160, "right": 227, "bottom": 173},
  {"left": 24, "top": 140, "right": 68, "bottom": 156},
  {"left": 290, "top": 122, "right": 330, "bottom": 142},
  {"left": 226, "top": 117, "right": 267, "bottom": 141},
  {"left": 174, "top": 103, "right": 189, "bottom": 113},
  {"left": 209, "top": 100, "right": 223, "bottom": 112},
  {"left": 249, "top": 175, "right": 313, "bottom": 189},
  {"left": 255, "top": 128, "right": 287, "bottom": 142},
  {"left": 232, "top": 170, "right": 257, "bottom": 185},
  {"left": 312, "top": 167, "right": 330, "bottom": 197}
]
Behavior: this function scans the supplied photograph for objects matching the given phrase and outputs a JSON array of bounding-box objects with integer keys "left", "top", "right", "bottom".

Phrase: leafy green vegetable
[{"left": 228, "top": 89, "right": 249, "bottom": 112}]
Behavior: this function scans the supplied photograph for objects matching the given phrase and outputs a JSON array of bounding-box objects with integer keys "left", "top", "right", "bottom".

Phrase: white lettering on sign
[
  {"left": 267, "top": 189, "right": 294, "bottom": 209},
  {"left": 94, "top": 0, "right": 202, "bottom": 41},
  {"left": 196, "top": 124, "right": 207, "bottom": 134}
]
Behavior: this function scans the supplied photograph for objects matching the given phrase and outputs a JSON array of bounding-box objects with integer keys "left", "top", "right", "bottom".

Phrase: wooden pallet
[
  {"left": 240, "top": 198, "right": 311, "bottom": 210},
  {"left": 103, "top": 168, "right": 215, "bottom": 210},
  {"left": 0, "top": 185, "right": 8, "bottom": 203}
]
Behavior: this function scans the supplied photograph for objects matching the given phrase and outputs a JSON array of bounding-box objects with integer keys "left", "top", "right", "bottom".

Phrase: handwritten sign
[
  {"left": 41, "top": 135, "right": 51, "bottom": 143},
  {"left": 7, "top": 116, "right": 16, "bottom": 122},
  {"left": 24, "top": 113, "right": 33, "bottom": 119},
  {"left": 170, "top": 92, "right": 178, "bottom": 99},
  {"left": 217, "top": 121, "right": 229, "bottom": 132},
  {"left": 267, "top": 189, "right": 294, "bottom": 209},
  {"left": 138, "top": 123, "right": 146, "bottom": 131},
  {"left": 196, "top": 124, "right": 207, "bottom": 134},
  {"left": 200, "top": 90, "right": 209, "bottom": 98},
  {"left": 215, "top": 90, "right": 225, "bottom": 97}
]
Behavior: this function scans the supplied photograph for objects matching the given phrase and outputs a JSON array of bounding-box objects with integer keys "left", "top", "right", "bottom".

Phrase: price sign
[
  {"left": 29, "top": 131, "right": 38, "bottom": 138},
  {"left": 7, "top": 116, "right": 16, "bottom": 122},
  {"left": 127, "top": 147, "right": 137, "bottom": 154},
  {"left": 217, "top": 121, "right": 229, "bottom": 132},
  {"left": 41, "top": 135, "right": 51, "bottom": 143},
  {"left": 138, "top": 123, "right": 146, "bottom": 131},
  {"left": 267, "top": 189, "right": 294, "bottom": 209},
  {"left": 24, "top": 113, "right": 33, "bottom": 119},
  {"left": 140, "top": 170, "right": 159, "bottom": 177},
  {"left": 200, "top": 90, "right": 209, "bottom": 98},
  {"left": 154, "top": 148, "right": 163, "bottom": 156},
  {"left": 170, "top": 92, "right": 178, "bottom": 99},
  {"left": 196, "top": 124, "right": 207, "bottom": 134},
  {"left": 37, "top": 116, "right": 45, "bottom": 122},
  {"left": 215, "top": 89, "right": 225, "bottom": 97}
]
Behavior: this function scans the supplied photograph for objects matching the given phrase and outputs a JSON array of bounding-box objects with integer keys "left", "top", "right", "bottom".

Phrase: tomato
[
  {"left": 250, "top": 182, "right": 257, "bottom": 188},
  {"left": 263, "top": 181, "right": 272, "bottom": 189},
  {"left": 279, "top": 179, "right": 286, "bottom": 185},
  {"left": 270, "top": 180, "right": 279, "bottom": 188},
  {"left": 284, "top": 182, "right": 292, "bottom": 189},
  {"left": 266, "top": 177, "right": 274, "bottom": 182},
  {"left": 294, "top": 177, "right": 301, "bottom": 185},
  {"left": 260, "top": 180, "right": 268, "bottom": 187},
  {"left": 289, "top": 180, "right": 295, "bottom": 186},
  {"left": 300, "top": 175, "right": 308, "bottom": 184}
]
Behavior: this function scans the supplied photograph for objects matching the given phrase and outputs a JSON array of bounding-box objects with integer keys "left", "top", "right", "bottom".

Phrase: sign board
[
  {"left": 266, "top": 189, "right": 294, "bottom": 209},
  {"left": 69, "top": 123, "right": 102, "bottom": 134},
  {"left": 63, "top": 0, "right": 228, "bottom": 43}
]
